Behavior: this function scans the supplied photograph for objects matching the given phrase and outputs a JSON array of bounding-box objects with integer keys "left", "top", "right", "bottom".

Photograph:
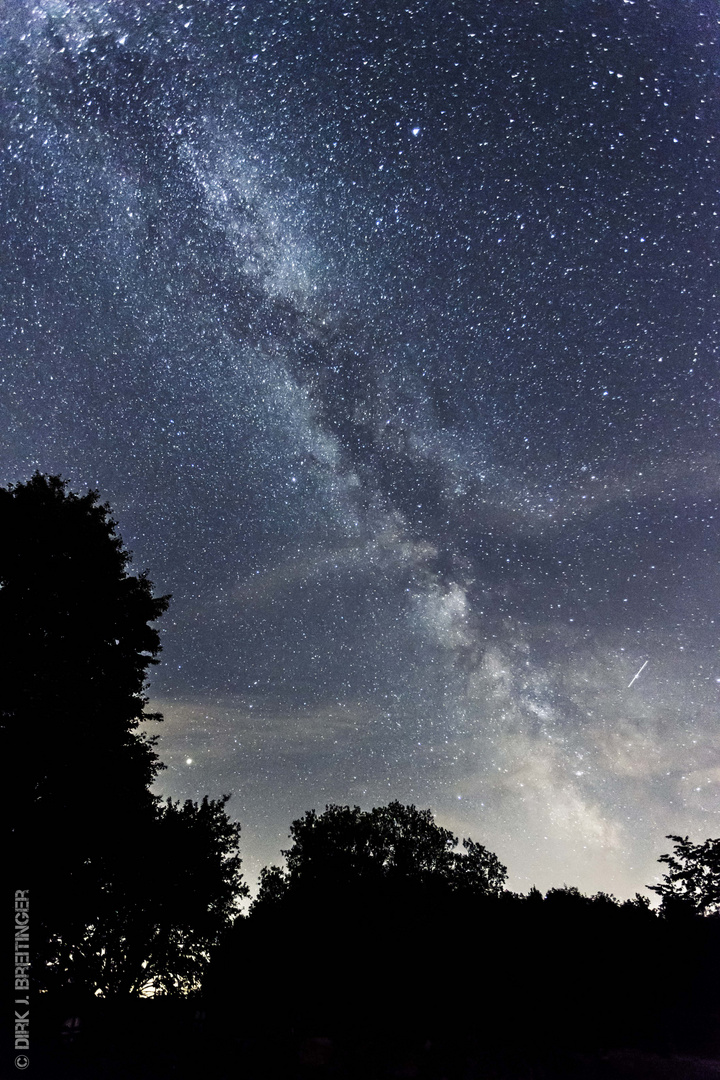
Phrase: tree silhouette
[
  {"left": 2, "top": 472, "right": 167, "bottom": 814},
  {"left": 219, "top": 801, "right": 507, "bottom": 1036},
  {"left": 252, "top": 800, "right": 507, "bottom": 910},
  {"left": 3, "top": 473, "right": 246, "bottom": 994},
  {"left": 209, "top": 820, "right": 720, "bottom": 1056},
  {"left": 52, "top": 794, "right": 248, "bottom": 996},
  {"left": 648, "top": 834, "right": 720, "bottom": 916}
]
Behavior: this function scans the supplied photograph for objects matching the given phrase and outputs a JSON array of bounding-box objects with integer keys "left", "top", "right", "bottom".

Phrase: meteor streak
[{"left": 627, "top": 660, "right": 649, "bottom": 688}]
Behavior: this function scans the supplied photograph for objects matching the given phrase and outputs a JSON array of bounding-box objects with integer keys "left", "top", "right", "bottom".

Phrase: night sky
[{"left": 2, "top": 0, "right": 719, "bottom": 899}]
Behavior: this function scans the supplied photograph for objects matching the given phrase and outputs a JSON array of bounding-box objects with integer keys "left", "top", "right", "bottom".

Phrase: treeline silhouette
[
  {"left": 208, "top": 806, "right": 720, "bottom": 1066},
  {"left": 5, "top": 474, "right": 720, "bottom": 1077}
]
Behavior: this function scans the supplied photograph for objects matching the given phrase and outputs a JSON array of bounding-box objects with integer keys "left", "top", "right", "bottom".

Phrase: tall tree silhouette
[
  {"left": 2, "top": 473, "right": 246, "bottom": 994},
  {"left": 3, "top": 473, "right": 166, "bottom": 789}
]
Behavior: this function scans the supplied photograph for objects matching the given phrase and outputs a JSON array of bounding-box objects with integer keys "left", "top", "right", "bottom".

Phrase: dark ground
[{"left": 6, "top": 996, "right": 720, "bottom": 1080}]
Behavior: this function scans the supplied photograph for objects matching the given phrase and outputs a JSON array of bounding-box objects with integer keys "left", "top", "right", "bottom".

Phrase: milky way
[{"left": 2, "top": 0, "right": 719, "bottom": 897}]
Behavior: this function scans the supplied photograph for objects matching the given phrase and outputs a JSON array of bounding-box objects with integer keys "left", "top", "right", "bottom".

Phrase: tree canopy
[
  {"left": 648, "top": 834, "right": 720, "bottom": 916},
  {"left": 252, "top": 800, "right": 507, "bottom": 913},
  {"left": 56, "top": 794, "right": 248, "bottom": 996},
  {"left": 3, "top": 473, "right": 247, "bottom": 995},
  {"left": 2, "top": 472, "right": 168, "bottom": 823},
  {"left": 216, "top": 811, "right": 717, "bottom": 1055}
]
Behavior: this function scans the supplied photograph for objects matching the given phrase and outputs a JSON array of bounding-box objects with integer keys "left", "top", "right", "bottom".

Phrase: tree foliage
[
  {"left": 1, "top": 473, "right": 168, "bottom": 820},
  {"left": 139, "top": 794, "right": 248, "bottom": 995},
  {"left": 46, "top": 794, "right": 248, "bottom": 996},
  {"left": 253, "top": 800, "right": 507, "bottom": 912},
  {"left": 648, "top": 834, "right": 720, "bottom": 916},
  {"left": 217, "top": 828, "right": 708, "bottom": 1055},
  {"left": 2, "top": 473, "right": 246, "bottom": 995}
]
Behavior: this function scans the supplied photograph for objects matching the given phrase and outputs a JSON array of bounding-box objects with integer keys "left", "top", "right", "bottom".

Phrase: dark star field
[{"left": 1, "top": 0, "right": 719, "bottom": 898}]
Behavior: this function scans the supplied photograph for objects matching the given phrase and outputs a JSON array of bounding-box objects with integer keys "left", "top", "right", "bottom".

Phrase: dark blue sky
[{"left": 2, "top": 0, "right": 718, "bottom": 897}]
